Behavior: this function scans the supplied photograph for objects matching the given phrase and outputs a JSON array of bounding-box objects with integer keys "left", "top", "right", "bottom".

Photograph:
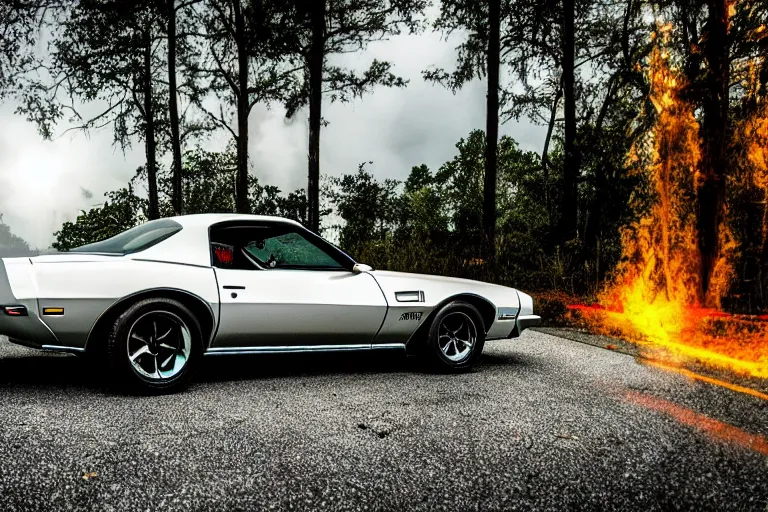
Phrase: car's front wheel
[
  {"left": 425, "top": 300, "right": 485, "bottom": 371},
  {"left": 106, "top": 298, "right": 202, "bottom": 394}
]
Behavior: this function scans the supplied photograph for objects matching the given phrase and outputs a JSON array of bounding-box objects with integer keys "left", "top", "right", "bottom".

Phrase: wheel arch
[
  {"left": 85, "top": 288, "right": 216, "bottom": 353},
  {"left": 405, "top": 293, "right": 496, "bottom": 353}
]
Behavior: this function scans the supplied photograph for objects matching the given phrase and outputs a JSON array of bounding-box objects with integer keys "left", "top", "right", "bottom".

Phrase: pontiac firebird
[{"left": 0, "top": 214, "right": 541, "bottom": 392}]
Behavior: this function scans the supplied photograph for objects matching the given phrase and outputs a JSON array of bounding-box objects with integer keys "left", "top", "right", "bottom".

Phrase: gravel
[{"left": 0, "top": 331, "right": 766, "bottom": 511}]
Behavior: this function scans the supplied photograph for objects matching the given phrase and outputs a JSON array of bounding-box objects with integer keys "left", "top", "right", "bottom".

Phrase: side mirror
[{"left": 352, "top": 263, "right": 373, "bottom": 273}]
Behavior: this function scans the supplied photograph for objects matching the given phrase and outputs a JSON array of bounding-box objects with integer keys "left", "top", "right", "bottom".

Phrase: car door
[{"left": 209, "top": 221, "right": 387, "bottom": 349}]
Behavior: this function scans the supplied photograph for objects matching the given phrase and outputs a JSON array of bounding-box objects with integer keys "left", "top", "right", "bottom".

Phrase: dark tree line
[{"left": 2, "top": 0, "right": 768, "bottom": 310}]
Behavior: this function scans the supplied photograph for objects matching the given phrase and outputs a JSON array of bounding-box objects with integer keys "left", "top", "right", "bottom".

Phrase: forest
[{"left": 1, "top": 0, "right": 768, "bottom": 324}]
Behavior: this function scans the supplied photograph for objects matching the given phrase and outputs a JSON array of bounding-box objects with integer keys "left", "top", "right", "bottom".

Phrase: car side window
[
  {"left": 210, "top": 223, "right": 347, "bottom": 271},
  {"left": 243, "top": 231, "right": 341, "bottom": 269}
]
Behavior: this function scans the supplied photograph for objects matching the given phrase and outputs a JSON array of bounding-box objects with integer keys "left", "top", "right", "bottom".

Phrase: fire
[{"left": 571, "top": 25, "right": 768, "bottom": 379}]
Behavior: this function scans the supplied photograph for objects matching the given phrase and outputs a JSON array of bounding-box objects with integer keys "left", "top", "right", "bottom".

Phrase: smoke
[{"left": 0, "top": 104, "right": 142, "bottom": 249}]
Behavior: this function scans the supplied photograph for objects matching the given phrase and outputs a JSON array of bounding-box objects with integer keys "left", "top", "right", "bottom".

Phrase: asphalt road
[{"left": 0, "top": 330, "right": 766, "bottom": 511}]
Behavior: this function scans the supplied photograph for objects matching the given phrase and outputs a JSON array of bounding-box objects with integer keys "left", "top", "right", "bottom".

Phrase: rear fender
[
  {"left": 85, "top": 288, "right": 217, "bottom": 353},
  {"left": 0, "top": 258, "right": 59, "bottom": 348}
]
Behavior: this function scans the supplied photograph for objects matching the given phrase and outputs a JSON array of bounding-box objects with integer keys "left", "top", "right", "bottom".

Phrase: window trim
[{"left": 208, "top": 220, "right": 356, "bottom": 271}]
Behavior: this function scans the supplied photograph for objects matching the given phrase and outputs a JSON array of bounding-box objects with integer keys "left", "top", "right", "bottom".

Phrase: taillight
[{"left": 3, "top": 306, "right": 27, "bottom": 316}]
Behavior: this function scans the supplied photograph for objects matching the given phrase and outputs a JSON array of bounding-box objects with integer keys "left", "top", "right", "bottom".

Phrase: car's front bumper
[{"left": 510, "top": 314, "right": 541, "bottom": 337}]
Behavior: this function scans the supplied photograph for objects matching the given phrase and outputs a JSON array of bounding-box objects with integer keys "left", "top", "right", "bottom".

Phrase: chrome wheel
[
  {"left": 438, "top": 311, "right": 477, "bottom": 362},
  {"left": 127, "top": 311, "right": 192, "bottom": 381}
]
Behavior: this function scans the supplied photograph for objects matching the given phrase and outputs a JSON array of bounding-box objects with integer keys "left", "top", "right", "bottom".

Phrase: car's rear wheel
[
  {"left": 425, "top": 300, "right": 485, "bottom": 371},
  {"left": 106, "top": 298, "right": 202, "bottom": 394}
]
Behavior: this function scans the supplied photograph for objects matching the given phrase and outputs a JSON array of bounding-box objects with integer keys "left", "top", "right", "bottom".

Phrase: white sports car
[{"left": 0, "top": 214, "right": 540, "bottom": 392}]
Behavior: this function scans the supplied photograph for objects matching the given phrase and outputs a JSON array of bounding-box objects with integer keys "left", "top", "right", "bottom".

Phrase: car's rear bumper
[
  {"left": 0, "top": 259, "right": 59, "bottom": 348},
  {"left": 510, "top": 314, "right": 541, "bottom": 338}
]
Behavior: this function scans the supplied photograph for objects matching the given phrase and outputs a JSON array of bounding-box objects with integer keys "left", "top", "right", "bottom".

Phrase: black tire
[
  {"left": 425, "top": 300, "right": 485, "bottom": 371},
  {"left": 106, "top": 298, "right": 203, "bottom": 394}
]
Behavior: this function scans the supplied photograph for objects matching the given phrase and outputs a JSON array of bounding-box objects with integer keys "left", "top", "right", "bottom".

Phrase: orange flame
[{"left": 573, "top": 26, "right": 768, "bottom": 380}]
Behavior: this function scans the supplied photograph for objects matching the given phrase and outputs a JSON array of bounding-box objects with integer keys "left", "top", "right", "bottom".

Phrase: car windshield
[{"left": 70, "top": 219, "right": 183, "bottom": 255}]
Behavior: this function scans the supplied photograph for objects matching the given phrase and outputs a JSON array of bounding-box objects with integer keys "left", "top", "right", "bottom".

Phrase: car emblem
[{"left": 399, "top": 312, "right": 422, "bottom": 321}]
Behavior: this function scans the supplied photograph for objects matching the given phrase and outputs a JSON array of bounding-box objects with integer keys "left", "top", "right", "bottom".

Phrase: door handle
[{"left": 223, "top": 285, "right": 246, "bottom": 290}]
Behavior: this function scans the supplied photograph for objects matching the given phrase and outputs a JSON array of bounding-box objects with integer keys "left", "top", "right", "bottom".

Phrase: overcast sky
[{"left": 0, "top": 30, "right": 545, "bottom": 249}]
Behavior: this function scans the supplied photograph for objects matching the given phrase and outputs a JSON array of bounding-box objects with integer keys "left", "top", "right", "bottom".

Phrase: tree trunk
[
  {"left": 541, "top": 81, "right": 562, "bottom": 226},
  {"left": 558, "top": 0, "right": 579, "bottom": 243},
  {"left": 697, "top": 0, "right": 730, "bottom": 304},
  {"left": 307, "top": 0, "right": 325, "bottom": 233},
  {"left": 483, "top": 0, "right": 500, "bottom": 256},
  {"left": 234, "top": 0, "right": 250, "bottom": 214},
  {"left": 143, "top": 27, "right": 159, "bottom": 220},
  {"left": 584, "top": 75, "right": 618, "bottom": 262},
  {"left": 168, "top": 0, "right": 183, "bottom": 215}
]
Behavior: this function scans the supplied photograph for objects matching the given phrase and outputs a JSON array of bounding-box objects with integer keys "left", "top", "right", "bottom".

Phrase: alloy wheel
[
  {"left": 127, "top": 311, "right": 192, "bottom": 380},
  {"left": 438, "top": 311, "right": 477, "bottom": 362}
]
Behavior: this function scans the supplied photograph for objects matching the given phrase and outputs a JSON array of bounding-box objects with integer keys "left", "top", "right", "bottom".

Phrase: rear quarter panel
[{"left": 32, "top": 259, "right": 219, "bottom": 349}]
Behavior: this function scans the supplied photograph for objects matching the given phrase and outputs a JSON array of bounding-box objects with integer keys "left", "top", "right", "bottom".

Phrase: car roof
[
  {"left": 169, "top": 213, "right": 303, "bottom": 230},
  {"left": 135, "top": 214, "right": 304, "bottom": 267}
]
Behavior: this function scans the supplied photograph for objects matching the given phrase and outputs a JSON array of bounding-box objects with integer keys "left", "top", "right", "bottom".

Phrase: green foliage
[
  {"left": 0, "top": 1, "right": 44, "bottom": 99},
  {"left": 400, "top": 164, "right": 449, "bottom": 238},
  {"left": 17, "top": 0, "right": 165, "bottom": 144},
  {"left": 188, "top": 0, "right": 298, "bottom": 130},
  {"left": 252, "top": 186, "right": 309, "bottom": 226},
  {"left": 52, "top": 145, "right": 310, "bottom": 251},
  {"left": 0, "top": 215, "right": 36, "bottom": 257},
  {"left": 158, "top": 145, "right": 240, "bottom": 215},
  {"left": 324, "top": 129, "right": 558, "bottom": 291},
  {"left": 325, "top": 162, "right": 401, "bottom": 257},
  {"left": 51, "top": 186, "right": 148, "bottom": 252},
  {"left": 433, "top": 130, "right": 486, "bottom": 244}
]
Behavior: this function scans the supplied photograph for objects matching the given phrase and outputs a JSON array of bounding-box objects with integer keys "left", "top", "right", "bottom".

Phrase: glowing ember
[
  {"left": 625, "top": 391, "right": 768, "bottom": 455},
  {"left": 571, "top": 25, "right": 768, "bottom": 379},
  {"left": 643, "top": 361, "right": 768, "bottom": 402}
]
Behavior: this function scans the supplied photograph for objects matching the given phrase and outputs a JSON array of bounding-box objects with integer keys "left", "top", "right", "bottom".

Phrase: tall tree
[
  {"left": 17, "top": 0, "right": 166, "bottom": 219},
  {"left": 167, "top": 0, "right": 184, "bottom": 215},
  {"left": 662, "top": 0, "right": 755, "bottom": 302},
  {"left": 695, "top": 0, "right": 730, "bottom": 302},
  {"left": 306, "top": 0, "right": 325, "bottom": 233},
  {"left": 558, "top": 0, "right": 579, "bottom": 243},
  {"left": 163, "top": 0, "right": 220, "bottom": 215},
  {"left": 140, "top": 11, "right": 161, "bottom": 220},
  {"left": 581, "top": 0, "right": 649, "bottom": 255},
  {"left": 484, "top": 0, "right": 501, "bottom": 254},
  {"left": 283, "top": 0, "right": 427, "bottom": 233},
  {"left": 189, "top": 0, "right": 297, "bottom": 214},
  {"left": 426, "top": 0, "right": 542, "bottom": 251}
]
